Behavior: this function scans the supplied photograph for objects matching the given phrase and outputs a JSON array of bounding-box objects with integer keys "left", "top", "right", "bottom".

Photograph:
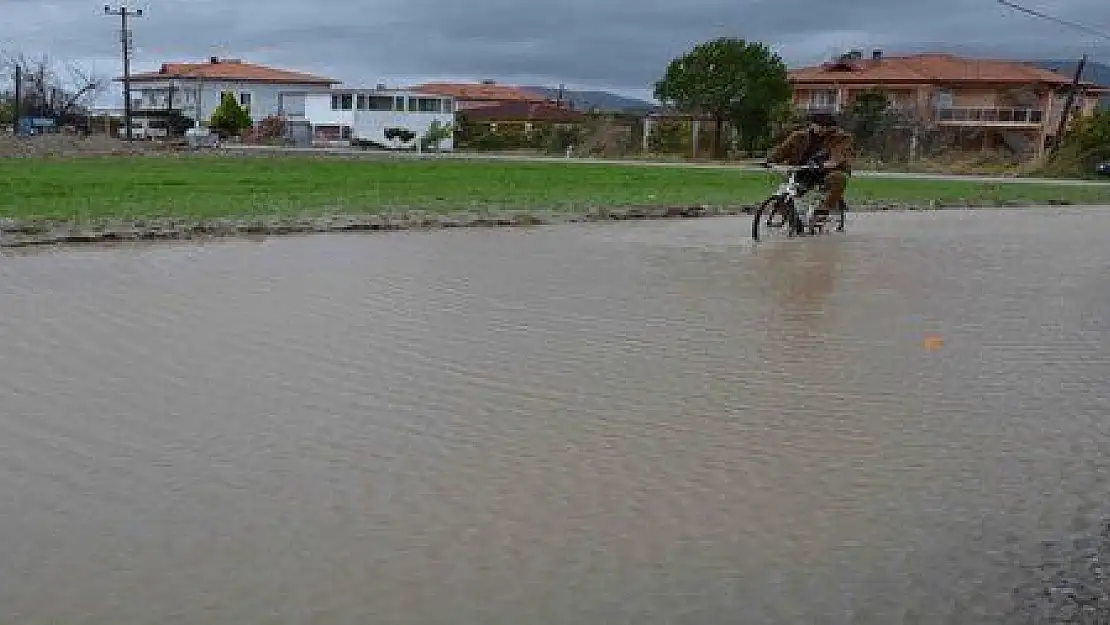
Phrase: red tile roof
[
  {"left": 790, "top": 53, "right": 1095, "bottom": 86},
  {"left": 121, "top": 58, "right": 339, "bottom": 84},
  {"left": 410, "top": 82, "right": 549, "bottom": 103},
  {"left": 461, "top": 101, "right": 586, "bottom": 122}
]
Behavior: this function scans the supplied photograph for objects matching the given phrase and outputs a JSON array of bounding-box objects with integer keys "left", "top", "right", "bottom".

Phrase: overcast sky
[{"left": 2, "top": 0, "right": 1109, "bottom": 105}]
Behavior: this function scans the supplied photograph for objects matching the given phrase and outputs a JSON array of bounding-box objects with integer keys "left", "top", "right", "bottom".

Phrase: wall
[
  {"left": 304, "top": 94, "right": 456, "bottom": 150},
  {"left": 949, "top": 89, "right": 1002, "bottom": 108},
  {"left": 131, "top": 79, "right": 332, "bottom": 124}
]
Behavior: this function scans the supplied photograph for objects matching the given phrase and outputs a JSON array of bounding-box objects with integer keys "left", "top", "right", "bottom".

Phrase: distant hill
[
  {"left": 523, "top": 86, "right": 656, "bottom": 114},
  {"left": 1030, "top": 59, "right": 1110, "bottom": 109}
]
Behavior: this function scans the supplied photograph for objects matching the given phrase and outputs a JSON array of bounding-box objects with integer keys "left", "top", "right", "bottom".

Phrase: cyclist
[{"left": 763, "top": 112, "right": 854, "bottom": 226}]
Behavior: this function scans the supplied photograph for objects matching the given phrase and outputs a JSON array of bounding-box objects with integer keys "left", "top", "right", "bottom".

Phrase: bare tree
[{"left": 0, "top": 51, "right": 106, "bottom": 121}]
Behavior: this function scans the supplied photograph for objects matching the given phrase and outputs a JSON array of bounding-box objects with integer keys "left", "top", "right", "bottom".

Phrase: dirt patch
[{"left": 0, "top": 134, "right": 180, "bottom": 158}]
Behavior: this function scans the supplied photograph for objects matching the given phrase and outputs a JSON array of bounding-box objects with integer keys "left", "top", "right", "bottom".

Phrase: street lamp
[{"left": 104, "top": 4, "right": 143, "bottom": 141}]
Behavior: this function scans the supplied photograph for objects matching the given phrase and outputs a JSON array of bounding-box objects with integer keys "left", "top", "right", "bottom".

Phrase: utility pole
[
  {"left": 993, "top": 0, "right": 1110, "bottom": 156},
  {"left": 1052, "top": 54, "right": 1088, "bottom": 154},
  {"left": 13, "top": 63, "right": 22, "bottom": 135},
  {"left": 104, "top": 4, "right": 143, "bottom": 141}
]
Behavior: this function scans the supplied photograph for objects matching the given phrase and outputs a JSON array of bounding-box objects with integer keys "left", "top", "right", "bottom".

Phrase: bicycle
[{"left": 751, "top": 159, "right": 847, "bottom": 242}]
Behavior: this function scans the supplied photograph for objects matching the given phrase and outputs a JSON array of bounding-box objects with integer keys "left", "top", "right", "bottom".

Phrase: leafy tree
[
  {"left": 647, "top": 119, "right": 688, "bottom": 154},
  {"left": 420, "top": 120, "right": 454, "bottom": 150},
  {"left": 1063, "top": 109, "right": 1110, "bottom": 160},
  {"left": 1049, "top": 108, "right": 1110, "bottom": 175},
  {"left": 654, "top": 37, "right": 791, "bottom": 157},
  {"left": 209, "top": 91, "right": 252, "bottom": 137},
  {"left": 842, "top": 88, "right": 893, "bottom": 154},
  {"left": 0, "top": 99, "right": 11, "bottom": 125}
]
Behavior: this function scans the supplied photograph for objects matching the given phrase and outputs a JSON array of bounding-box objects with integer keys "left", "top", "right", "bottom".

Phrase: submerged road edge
[{"left": 0, "top": 199, "right": 1099, "bottom": 249}]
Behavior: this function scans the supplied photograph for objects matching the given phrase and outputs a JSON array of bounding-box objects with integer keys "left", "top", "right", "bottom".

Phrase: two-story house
[
  {"left": 789, "top": 51, "right": 1105, "bottom": 158},
  {"left": 119, "top": 57, "right": 340, "bottom": 126}
]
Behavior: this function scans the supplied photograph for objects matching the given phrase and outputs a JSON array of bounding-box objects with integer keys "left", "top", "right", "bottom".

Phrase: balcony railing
[
  {"left": 797, "top": 104, "right": 839, "bottom": 114},
  {"left": 935, "top": 107, "right": 1044, "bottom": 124}
]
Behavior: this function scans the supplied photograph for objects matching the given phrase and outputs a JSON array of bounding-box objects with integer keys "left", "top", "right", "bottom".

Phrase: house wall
[
  {"left": 949, "top": 89, "right": 1001, "bottom": 107},
  {"left": 130, "top": 79, "right": 332, "bottom": 124},
  {"left": 303, "top": 93, "right": 456, "bottom": 150}
]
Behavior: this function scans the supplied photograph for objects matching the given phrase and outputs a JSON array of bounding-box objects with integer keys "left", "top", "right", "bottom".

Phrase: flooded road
[{"left": 3, "top": 207, "right": 1110, "bottom": 624}]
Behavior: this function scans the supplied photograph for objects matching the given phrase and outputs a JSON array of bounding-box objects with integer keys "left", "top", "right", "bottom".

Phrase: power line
[{"left": 995, "top": 0, "right": 1110, "bottom": 42}]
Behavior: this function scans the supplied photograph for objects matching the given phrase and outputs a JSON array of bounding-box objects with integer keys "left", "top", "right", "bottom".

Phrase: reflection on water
[{"left": 2, "top": 207, "right": 1110, "bottom": 624}]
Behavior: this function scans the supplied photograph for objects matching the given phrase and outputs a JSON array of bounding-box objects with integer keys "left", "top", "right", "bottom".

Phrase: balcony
[
  {"left": 935, "top": 107, "right": 1044, "bottom": 126},
  {"left": 796, "top": 103, "right": 839, "bottom": 114}
]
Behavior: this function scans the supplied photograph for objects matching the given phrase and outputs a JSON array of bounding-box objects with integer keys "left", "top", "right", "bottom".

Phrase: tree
[
  {"left": 842, "top": 88, "right": 892, "bottom": 154},
  {"left": 0, "top": 52, "right": 105, "bottom": 123},
  {"left": 1051, "top": 109, "right": 1110, "bottom": 173},
  {"left": 654, "top": 38, "right": 791, "bottom": 157},
  {"left": 209, "top": 91, "right": 252, "bottom": 137},
  {"left": 420, "top": 120, "right": 454, "bottom": 151}
]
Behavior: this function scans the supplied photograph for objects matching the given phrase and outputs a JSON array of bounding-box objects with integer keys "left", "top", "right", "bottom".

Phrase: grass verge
[{"left": 3, "top": 154, "right": 1110, "bottom": 225}]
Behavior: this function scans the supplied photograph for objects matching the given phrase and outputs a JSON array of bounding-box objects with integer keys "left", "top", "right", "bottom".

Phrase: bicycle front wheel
[{"left": 752, "top": 197, "right": 800, "bottom": 242}]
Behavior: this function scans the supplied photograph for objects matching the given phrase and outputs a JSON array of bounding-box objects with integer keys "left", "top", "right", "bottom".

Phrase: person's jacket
[{"left": 767, "top": 127, "right": 855, "bottom": 173}]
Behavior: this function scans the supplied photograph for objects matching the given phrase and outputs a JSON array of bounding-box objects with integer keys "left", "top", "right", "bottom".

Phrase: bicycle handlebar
[{"left": 760, "top": 162, "right": 828, "bottom": 174}]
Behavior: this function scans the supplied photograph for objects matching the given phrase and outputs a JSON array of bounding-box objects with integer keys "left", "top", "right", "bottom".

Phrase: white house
[
  {"left": 303, "top": 88, "right": 457, "bottom": 150},
  {"left": 120, "top": 57, "right": 340, "bottom": 125}
]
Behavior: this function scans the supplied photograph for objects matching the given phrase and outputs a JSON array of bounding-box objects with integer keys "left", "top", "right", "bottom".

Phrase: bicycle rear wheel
[{"left": 752, "top": 197, "right": 801, "bottom": 242}]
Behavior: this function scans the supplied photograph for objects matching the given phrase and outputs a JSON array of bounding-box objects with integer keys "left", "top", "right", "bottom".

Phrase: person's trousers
[{"left": 820, "top": 170, "right": 849, "bottom": 210}]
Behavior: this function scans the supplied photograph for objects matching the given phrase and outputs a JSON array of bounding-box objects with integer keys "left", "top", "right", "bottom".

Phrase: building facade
[
  {"left": 121, "top": 57, "right": 340, "bottom": 125},
  {"left": 788, "top": 51, "right": 1106, "bottom": 158},
  {"left": 302, "top": 89, "right": 456, "bottom": 149}
]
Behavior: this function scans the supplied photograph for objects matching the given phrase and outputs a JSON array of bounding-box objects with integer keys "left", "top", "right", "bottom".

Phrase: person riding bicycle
[{"left": 763, "top": 112, "right": 854, "bottom": 222}]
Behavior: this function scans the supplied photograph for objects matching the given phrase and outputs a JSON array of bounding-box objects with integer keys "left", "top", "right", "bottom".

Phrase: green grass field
[{"left": 2, "top": 154, "right": 1109, "bottom": 223}]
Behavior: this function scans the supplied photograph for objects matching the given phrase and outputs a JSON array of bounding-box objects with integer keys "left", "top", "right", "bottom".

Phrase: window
[
  {"left": 331, "top": 94, "right": 353, "bottom": 110},
  {"left": 415, "top": 97, "right": 442, "bottom": 113},
  {"left": 356, "top": 94, "right": 367, "bottom": 110},
  {"left": 807, "top": 90, "right": 836, "bottom": 109},
  {"left": 239, "top": 92, "right": 252, "bottom": 109},
  {"left": 331, "top": 94, "right": 341, "bottom": 110},
  {"left": 933, "top": 89, "right": 954, "bottom": 109},
  {"left": 367, "top": 96, "right": 393, "bottom": 111},
  {"left": 394, "top": 96, "right": 405, "bottom": 111},
  {"left": 407, "top": 97, "right": 418, "bottom": 112},
  {"left": 443, "top": 99, "right": 454, "bottom": 113}
]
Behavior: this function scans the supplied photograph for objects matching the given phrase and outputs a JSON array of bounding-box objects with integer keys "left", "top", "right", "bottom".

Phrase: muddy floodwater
[{"left": 3, "top": 207, "right": 1110, "bottom": 624}]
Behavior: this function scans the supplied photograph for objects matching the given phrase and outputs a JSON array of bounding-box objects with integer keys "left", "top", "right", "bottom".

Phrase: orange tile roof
[
  {"left": 121, "top": 58, "right": 339, "bottom": 84},
  {"left": 790, "top": 53, "right": 1095, "bottom": 86},
  {"left": 410, "top": 82, "right": 549, "bottom": 103}
]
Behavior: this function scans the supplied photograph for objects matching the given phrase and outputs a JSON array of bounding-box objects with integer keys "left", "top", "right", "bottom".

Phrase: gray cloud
[{"left": 2, "top": 0, "right": 1108, "bottom": 105}]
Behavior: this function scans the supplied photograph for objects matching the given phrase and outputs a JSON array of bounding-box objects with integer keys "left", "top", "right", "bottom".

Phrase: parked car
[{"left": 1097, "top": 161, "right": 1110, "bottom": 177}]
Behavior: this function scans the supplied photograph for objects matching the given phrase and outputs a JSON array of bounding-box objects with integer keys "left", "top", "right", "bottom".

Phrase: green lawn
[{"left": 2, "top": 154, "right": 1109, "bottom": 223}]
